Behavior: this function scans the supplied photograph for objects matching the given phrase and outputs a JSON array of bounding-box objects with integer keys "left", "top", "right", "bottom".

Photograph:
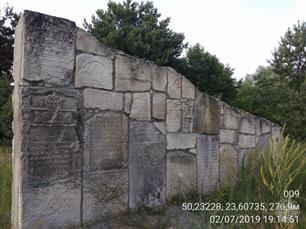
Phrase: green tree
[
  {"left": 269, "top": 21, "right": 306, "bottom": 90},
  {"left": 84, "top": 0, "right": 187, "bottom": 67},
  {"left": 0, "top": 5, "right": 19, "bottom": 145},
  {"left": 185, "top": 44, "right": 238, "bottom": 102}
]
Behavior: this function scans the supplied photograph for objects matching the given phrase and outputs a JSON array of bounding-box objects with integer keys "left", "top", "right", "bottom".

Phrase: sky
[{"left": 2, "top": 0, "right": 306, "bottom": 79}]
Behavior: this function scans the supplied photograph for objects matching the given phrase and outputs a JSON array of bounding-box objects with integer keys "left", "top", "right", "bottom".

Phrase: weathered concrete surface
[
  {"left": 197, "top": 135, "right": 219, "bottom": 194},
  {"left": 129, "top": 121, "right": 167, "bottom": 208},
  {"left": 75, "top": 53, "right": 113, "bottom": 89},
  {"left": 194, "top": 91, "right": 220, "bottom": 134},
  {"left": 83, "top": 89, "right": 123, "bottom": 110},
  {"left": 115, "top": 54, "right": 151, "bottom": 91},
  {"left": 21, "top": 11, "right": 76, "bottom": 85},
  {"left": 166, "top": 99, "right": 181, "bottom": 132},
  {"left": 167, "top": 151, "right": 196, "bottom": 197},
  {"left": 130, "top": 92, "right": 151, "bottom": 121}
]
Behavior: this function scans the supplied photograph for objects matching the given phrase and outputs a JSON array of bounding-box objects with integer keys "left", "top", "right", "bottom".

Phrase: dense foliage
[
  {"left": 232, "top": 21, "right": 306, "bottom": 140},
  {"left": 0, "top": 6, "right": 18, "bottom": 145}
]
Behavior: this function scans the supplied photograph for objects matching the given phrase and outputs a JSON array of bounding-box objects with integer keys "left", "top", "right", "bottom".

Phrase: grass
[{"left": 0, "top": 146, "right": 12, "bottom": 229}]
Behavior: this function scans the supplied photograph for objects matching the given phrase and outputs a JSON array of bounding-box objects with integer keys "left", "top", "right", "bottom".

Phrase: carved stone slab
[
  {"left": 222, "top": 105, "right": 241, "bottom": 130},
  {"left": 219, "top": 144, "right": 238, "bottom": 186},
  {"left": 152, "top": 66, "right": 167, "bottom": 92},
  {"left": 83, "top": 89, "right": 123, "bottom": 110},
  {"left": 75, "top": 53, "right": 113, "bottom": 89},
  {"left": 129, "top": 121, "right": 166, "bottom": 208},
  {"left": 167, "top": 151, "right": 196, "bottom": 197},
  {"left": 130, "top": 92, "right": 151, "bottom": 121},
  {"left": 152, "top": 93, "right": 166, "bottom": 120},
  {"left": 197, "top": 135, "right": 219, "bottom": 194},
  {"left": 22, "top": 11, "right": 76, "bottom": 85},
  {"left": 166, "top": 99, "right": 181, "bottom": 132},
  {"left": 194, "top": 91, "right": 220, "bottom": 134},
  {"left": 20, "top": 87, "right": 82, "bottom": 227},
  {"left": 167, "top": 67, "right": 181, "bottom": 98},
  {"left": 182, "top": 77, "right": 195, "bottom": 99}
]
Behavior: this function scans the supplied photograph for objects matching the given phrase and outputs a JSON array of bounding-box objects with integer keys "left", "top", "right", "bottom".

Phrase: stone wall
[{"left": 12, "top": 11, "right": 281, "bottom": 229}]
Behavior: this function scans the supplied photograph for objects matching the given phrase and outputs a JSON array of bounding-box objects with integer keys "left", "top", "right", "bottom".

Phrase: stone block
[
  {"left": 76, "top": 28, "right": 115, "bottom": 57},
  {"left": 239, "top": 134, "right": 256, "bottom": 148},
  {"left": 197, "top": 135, "right": 219, "bottom": 194},
  {"left": 167, "top": 67, "right": 181, "bottom": 98},
  {"left": 182, "top": 77, "right": 195, "bottom": 99},
  {"left": 152, "top": 93, "right": 166, "bottom": 120},
  {"left": 182, "top": 100, "right": 194, "bottom": 132},
  {"left": 194, "top": 91, "right": 220, "bottom": 134},
  {"left": 272, "top": 125, "right": 281, "bottom": 141},
  {"left": 167, "top": 133, "right": 196, "bottom": 150},
  {"left": 75, "top": 53, "right": 113, "bottom": 89},
  {"left": 153, "top": 122, "right": 166, "bottom": 135},
  {"left": 115, "top": 54, "right": 151, "bottom": 91},
  {"left": 129, "top": 121, "right": 166, "bottom": 208},
  {"left": 220, "top": 129, "right": 236, "bottom": 144},
  {"left": 84, "top": 112, "right": 128, "bottom": 171},
  {"left": 83, "top": 169, "right": 128, "bottom": 223},
  {"left": 18, "top": 11, "right": 76, "bottom": 85},
  {"left": 240, "top": 117, "right": 256, "bottom": 134},
  {"left": 223, "top": 105, "right": 240, "bottom": 129},
  {"left": 219, "top": 145, "right": 238, "bottom": 186},
  {"left": 166, "top": 99, "right": 181, "bottom": 132},
  {"left": 124, "top": 93, "right": 132, "bottom": 114},
  {"left": 256, "top": 119, "right": 271, "bottom": 135},
  {"left": 256, "top": 134, "right": 271, "bottom": 152},
  {"left": 166, "top": 151, "right": 196, "bottom": 197},
  {"left": 130, "top": 92, "right": 151, "bottom": 121},
  {"left": 152, "top": 66, "right": 167, "bottom": 92},
  {"left": 83, "top": 89, "right": 123, "bottom": 110}
]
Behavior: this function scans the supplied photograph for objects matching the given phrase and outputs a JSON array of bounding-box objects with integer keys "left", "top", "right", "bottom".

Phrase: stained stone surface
[
  {"left": 219, "top": 145, "right": 238, "bottom": 186},
  {"left": 167, "top": 133, "right": 196, "bottom": 150},
  {"left": 239, "top": 134, "right": 256, "bottom": 148},
  {"left": 84, "top": 112, "right": 128, "bottom": 171},
  {"left": 129, "top": 121, "right": 167, "bottom": 208},
  {"left": 154, "top": 122, "right": 166, "bottom": 135},
  {"left": 256, "top": 134, "right": 271, "bottom": 151},
  {"left": 124, "top": 93, "right": 132, "bottom": 114},
  {"left": 153, "top": 66, "right": 167, "bottom": 92},
  {"left": 256, "top": 119, "right": 271, "bottom": 135},
  {"left": 182, "top": 100, "right": 194, "bottom": 132},
  {"left": 20, "top": 87, "right": 82, "bottom": 227},
  {"left": 115, "top": 54, "right": 151, "bottom": 91},
  {"left": 240, "top": 118, "right": 256, "bottom": 134},
  {"left": 83, "top": 88, "right": 123, "bottom": 110},
  {"left": 152, "top": 93, "right": 166, "bottom": 120},
  {"left": 167, "top": 68, "right": 181, "bottom": 98},
  {"left": 197, "top": 135, "right": 219, "bottom": 194},
  {"left": 75, "top": 53, "right": 113, "bottom": 89},
  {"left": 22, "top": 11, "right": 76, "bottom": 85},
  {"left": 220, "top": 129, "right": 236, "bottom": 144},
  {"left": 130, "top": 92, "right": 151, "bottom": 121},
  {"left": 167, "top": 151, "right": 196, "bottom": 197},
  {"left": 223, "top": 105, "right": 241, "bottom": 130},
  {"left": 166, "top": 99, "right": 181, "bottom": 132},
  {"left": 182, "top": 77, "right": 195, "bottom": 99},
  {"left": 194, "top": 91, "right": 220, "bottom": 134}
]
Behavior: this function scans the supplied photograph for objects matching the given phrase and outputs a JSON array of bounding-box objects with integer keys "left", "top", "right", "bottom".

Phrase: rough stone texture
[
  {"left": 167, "top": 133, "right": 196, "bottom": 150},
  {"left": 130, "top": 92, "right": 151, "bottom": 121},
  {"left": 239, "top": 134, "right": 256, "bottom": 148},
  {"left": 152, "top": 93, "right": 166, "bottom": 120},
  {"left": 197, "top": 135, "right": 219, "bottom": 194},
  {"left": 194, "top": 91, "right": 220, "bottom": 134},
  {"left": 154, "top": 122, "right": 166, "bottom": 135},
  {"left": 76, "top": 28, "right": 115, "bottom": 57},
  {"left": 153, "top": 66, "right": 167, "bottom": 92},
  {"left": 167, "top": 151, "right": 196, "bottom": 197},
  {"left": 124, "top": 93, "right": 132, "bottom": 114},
  {"left": 223, "top": 105, "right": 241, "bottom": 130},
  {"left": 256, "top": 134, "right": 271, "bottom": 151},
  {"left": 83, "top": 88, "right": 123, "bottom": 110},
  {"left": 240, "top": 117, "right": 256, "bottom": 134},
  {"left": 75, "top": 53, "right": 113, "bottom": 89},
  {"left": 272, "top": 125, "right": 281, "bottom": 140},
  {"left": 18, "top": 87, "right": 82, "bottom": 228},
  {"left": 182, "top": 77, "right": 195, "bottom": 99},
  {"left": 182, "top": 100, "right": 194, "bottom": 132},
  {"left": 167, "top": 67, "right": 181, "bottom": 98},
  {"left": 219, "top": 145, "right": 238, "bottom": 186},
  {"left": 129, "top": 121, "right": 166, "bottom": 208},
  {"left": 220, "top": 129, "right": 236, "bottom": 144},
  {"left": 166, "top": 99, "right": 181, "bottom": 132},
  {"left": 256, "top": 119, "right": 271, "bottom": 135},
  {"left": 22, "top": 11, "right": 76, "bottom": 85},
  {"left": 115, "top": 54, "right": 151, "bottom": 91}
]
